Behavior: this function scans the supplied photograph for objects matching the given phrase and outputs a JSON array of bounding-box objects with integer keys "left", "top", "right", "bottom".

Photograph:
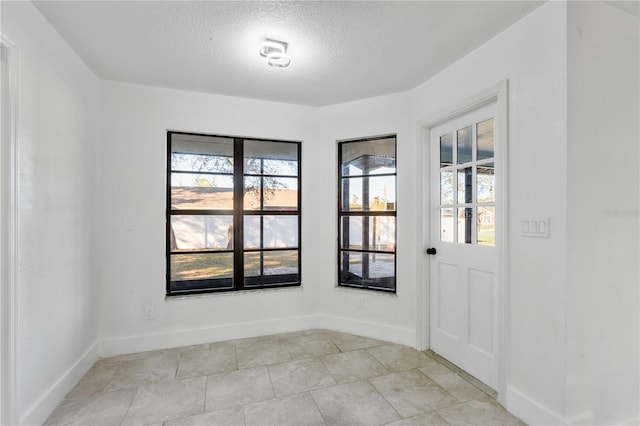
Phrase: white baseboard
[
  {"left": 507, "top": 385, "right": 566, "bottom": 425},
  {"left": 99, "top": 314, "right": 324, "bottom": 357},
  {"left": 20, "top": 341, "right": 99, "bottom": 426},
  {"left": 99, "top": 314, "right": 416, "bottom": 358},
  {"left": 507, "top": 386, "right": 595, "bottom": 426},
  {"left": 317, "top": 314, "right": 416, "bottom": 348}
]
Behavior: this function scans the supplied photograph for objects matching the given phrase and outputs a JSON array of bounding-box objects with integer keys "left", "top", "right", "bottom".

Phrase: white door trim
[
  {"left": 415, "top": 80, "right": 508, "bottom": 404},
  {"left": 1, "top": 33, "right": 19, "bottom": 426}
]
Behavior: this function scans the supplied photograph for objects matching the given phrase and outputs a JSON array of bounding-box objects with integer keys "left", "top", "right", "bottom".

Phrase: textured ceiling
[{"left": 34, "top": 1, "right": 543, "bottom": 106}]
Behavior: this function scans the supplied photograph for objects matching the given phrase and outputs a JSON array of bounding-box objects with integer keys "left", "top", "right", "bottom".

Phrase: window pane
[
  {"left": 244, "top": 177, "right": 298, "bottom": 211},
  {"left": 368, "top": 253, "right": 395, "bottom": 280},
  {"left": 170, "top": 252, "right": 233, "bottom": 284},
  {"left": 440, "top": 133, "right": 453, "bottom": 167},
  {"left": 477, "top": 118, "right": 494, "bottom": 161},
  {"left": 244, "top": 215, "right": 298, "bottom": 249},
  {"left": 341, "top": 176, "right": 396, "bottom": 212},
  {"left": 244, "top": 140, "right": 298, "bottom": 176},
  {"left": 457, "top": 167, "right": 473, "bottom": 204},
  {"left": 457, "top": 207, "right": 473, "bottom": 244},
  {"left": 170, "top": 215, "right": 233, "bottom": 250},
  {"left": 441, "top": 208, "right": 454, "bottom": 242},
  {"left": 171, "top": 135, "right": 234, "bottom": 173},
  {"left": 264, "top": 178, "right": 298, "bottom": 210},
  {"left": 243, "top": 216, "right": 261, "bottom": 249},
  {"left": 171, "top": 173, "right": 233, "bottom": 210},
  {"left": 339, "top": 251, "right": 395, "bottom": 290},
  {"left": 477, "top": 163, "right": 495, "bottom": 203},
  {"left": 244, "top": 251, "right": 299, "bottom": 286},
  {"left": 263, "top": 216, "right": 298, "bottom": 248},
  {"left": 440, "top": 171, "right": 453, "bottom": 205},
  {"left": 341, "top": 138, "right": 396, "bottom": 177},
  {"left": 457, "top": 126, "right": 472, "bottom": 164},
  {"left": 340, "top": 216, "right": 396, "bottom": 251},
  {"left": 244, "top": 176, "right": 261, "bottom": 210},
  {"left": 477, "top": 206, "right": 495, "bottom": 246}
]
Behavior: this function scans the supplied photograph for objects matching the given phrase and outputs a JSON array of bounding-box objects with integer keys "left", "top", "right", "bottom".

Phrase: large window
[
  {"left": 338, "top": 136, "right": 396, "bottom": 292},
  {"left": 167, "top": 132, "right": 301, "bottom": 295}
]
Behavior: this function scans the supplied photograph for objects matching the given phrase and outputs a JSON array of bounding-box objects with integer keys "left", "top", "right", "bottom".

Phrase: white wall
[
  {"left": 566, "top": 3, "right": 639, "bottom": 424},
  {"left": 97, "top": 65, "right": 441, "bottom": 362},
  {"left": 316, "top": 92, "right": 416, "bottom": 344},
  {"left": 1, "top": 2, "right": 101, "bottom": 424},
  {"left": 98, "top": 81, "right": 419, "bottom": 358},
  {"left": 97, "top": 82, "right": 323, "bottom": 355},
  {"left": 411, "top": 2, "right": 570, "bottom": 422},
  {"left": 6, "top": 1, "right": 638, "bottom": 425}
]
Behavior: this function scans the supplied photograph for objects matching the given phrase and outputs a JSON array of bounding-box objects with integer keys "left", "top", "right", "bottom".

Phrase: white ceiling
[
  {"left": 605, "top": 1, "right": 640, "bottom": 17},
  {"left": 34, "top": 1, "right": 544, "bottom": 106}
]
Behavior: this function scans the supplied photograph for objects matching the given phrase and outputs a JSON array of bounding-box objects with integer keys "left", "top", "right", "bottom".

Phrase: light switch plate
[{"left": 522, "top": 217, "right": 550, "bottom": 238}]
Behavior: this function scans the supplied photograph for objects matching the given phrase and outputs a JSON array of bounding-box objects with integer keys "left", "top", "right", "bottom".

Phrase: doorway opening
[{"left": 417, "top": 81, "right": 508, "bottom": 403}]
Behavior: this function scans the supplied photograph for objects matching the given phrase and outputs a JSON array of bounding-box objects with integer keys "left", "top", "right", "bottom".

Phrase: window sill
[
  {"left": 334, "top": 285, "right": 398, "bottom": 297},
  {"left": 165, "top": 284, "right": 304, "bottom": 301}
]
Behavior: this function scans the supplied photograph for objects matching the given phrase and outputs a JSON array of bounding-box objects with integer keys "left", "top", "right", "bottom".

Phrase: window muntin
[
  {"left": 338, "top": 136, "right": 397, "bottom": 292},
  {"left": 167, "top": 132, "right": 301, "bottom": 295}
]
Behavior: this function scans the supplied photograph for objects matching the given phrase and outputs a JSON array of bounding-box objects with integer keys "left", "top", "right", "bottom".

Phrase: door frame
[
  {"left": 415, "top": 80, "right": 509, "bottom": 404},
  {"left": 1, "top": 33, "right": 19, "bottom": 426}
]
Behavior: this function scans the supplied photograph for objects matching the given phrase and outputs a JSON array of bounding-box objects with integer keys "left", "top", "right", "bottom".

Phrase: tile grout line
[
  {"left": 241, "top": 403, "right": 247, "bottom": 426},
  {"left": 413, "top": 367, "right": 465, "bottom": 413},
  {"left": 174, "top": 351, "right": 184, "bottom": 381},
  {"left": 307, "top": 390, "right": 329, "bottom": 426},
  {"left": 424, "top": 349, "right": 497, "bottom": 399},
  {"left": 232, "top": 344, "right": 239, "bottom": 371},
  {"left": 203, "top": 374, "right": 209, "bottom": 414},
  {"left": 119, "top": 386, "right": 141, "bottom": 426},
  {"left": 229, "top": 342, "right": 250, "bottom": 426},
  {"left": 366, "top": 361, "right": 465, "bottom": 421},
  {"left": 317, "top": 354, "right": 339, "bottom": 385},
  {"left": 264, "top": 364, "right": 278, "bottom": 401},
  {"left": 365, "top": 376, "right": 405, "bottom": 423}
]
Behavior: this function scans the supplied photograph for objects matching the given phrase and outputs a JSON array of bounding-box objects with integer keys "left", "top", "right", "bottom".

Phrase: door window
[{"left": 438, "top": 118, "right": 495, "bottom": 246}]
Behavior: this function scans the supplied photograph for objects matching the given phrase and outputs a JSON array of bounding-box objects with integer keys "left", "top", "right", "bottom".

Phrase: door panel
[
  {"left": 429, "top": 103, "right": 498, "bottom": 390},
  {"left": 437, "top": 262, "right": 461, "bottom": 339},
  {"left": 468, "top": 268, "right": 495, "bottom": 354}
]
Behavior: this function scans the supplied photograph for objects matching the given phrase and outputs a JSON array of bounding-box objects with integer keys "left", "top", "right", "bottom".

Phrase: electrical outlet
[
  {"left": 358, "top": 297, "right": 364, "bottom": 310},
  {"left": 144, "top": 305, "right": 155, "bottom": 320}
]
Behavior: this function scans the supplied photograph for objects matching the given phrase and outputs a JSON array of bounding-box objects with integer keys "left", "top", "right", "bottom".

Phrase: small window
[
  {"left": 338, "top": 136, "right": 397, "bottom": 292},
  {"left": 167, "top": 132, "right": 301, "bottom": 295},
  {"left": 438, "top": 118, "right": 495, "bottom": 246}
]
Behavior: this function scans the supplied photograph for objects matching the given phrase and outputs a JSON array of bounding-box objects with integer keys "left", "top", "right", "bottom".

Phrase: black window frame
[
  {"left": 337, "top": 135, "right": 397, "bottom": 293},
  {"left": 166, "top": 131, "right": 301, "bottom": 296}
]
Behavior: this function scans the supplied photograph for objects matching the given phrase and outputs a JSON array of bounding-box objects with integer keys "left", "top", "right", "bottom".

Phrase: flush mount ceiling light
[{"left": 259, "top": 39, "right": 291, "bottom": 68}]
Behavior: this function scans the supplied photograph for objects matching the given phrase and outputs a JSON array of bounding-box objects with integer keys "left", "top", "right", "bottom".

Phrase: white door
[{"left": 428, "top": 103, "right": 499, "bottom": 390}]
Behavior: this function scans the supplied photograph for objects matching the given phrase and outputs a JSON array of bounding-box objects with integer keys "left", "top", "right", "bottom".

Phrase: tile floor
[{"left": 46, "top": 330, "right": 524, "bottom": 425}]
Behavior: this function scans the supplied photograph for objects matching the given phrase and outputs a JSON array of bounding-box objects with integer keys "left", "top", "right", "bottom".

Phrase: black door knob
[{"left": 426, "top": 248, "right": 437, "bottom": 255}]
